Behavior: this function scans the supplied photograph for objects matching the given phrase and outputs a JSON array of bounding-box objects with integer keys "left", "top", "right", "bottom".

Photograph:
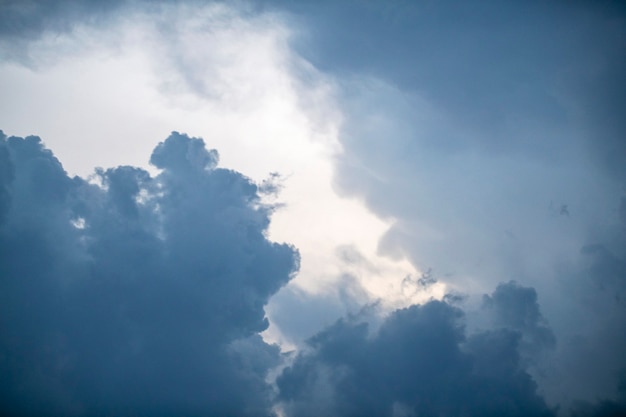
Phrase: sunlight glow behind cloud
[{"left": 0, "top": 2, "right": 429, "bottom": 347}]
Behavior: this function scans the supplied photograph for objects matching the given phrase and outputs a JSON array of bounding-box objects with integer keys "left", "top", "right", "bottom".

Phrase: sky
[{"left": 0, "top": 1, "right": 625, "bottom": 416}]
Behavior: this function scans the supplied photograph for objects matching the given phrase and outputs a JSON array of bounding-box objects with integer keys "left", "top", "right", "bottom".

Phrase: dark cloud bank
[
  {"left": 278, "top": 282, "right": 556, "bottom": 417},
  {"left": 0, "top": 131, "right": 298, "bottom": 416},
  {"left": 2, "top": 131, "right": 625, "bottom": 417}
]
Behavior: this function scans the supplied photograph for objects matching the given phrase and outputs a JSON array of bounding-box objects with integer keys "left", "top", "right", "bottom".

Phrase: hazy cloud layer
[{"left": 0, "top": 131, "right": 298, "bottom": 416}]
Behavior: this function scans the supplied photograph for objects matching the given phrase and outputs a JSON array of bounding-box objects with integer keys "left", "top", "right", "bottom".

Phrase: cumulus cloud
[
  {"left": 481, "top": 281, "right": 555, "bottom": 356},
  {"left": 277, "top": 286, "right": 557, "bottom": 417},
  {"left": 0, "top": 130, "right": 299, "bottom": 416}
]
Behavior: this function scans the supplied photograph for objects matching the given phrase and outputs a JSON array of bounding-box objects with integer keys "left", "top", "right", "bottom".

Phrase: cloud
[
  {"left": 277, "top": 287, "right": 556, "bottom": 417},
  {"left": 0, "top": 130, "right": 299, "bottom": 416},
  {"left": 0, "top": 0, "right": 128, "bottom": 64},
  {"left": 570, "top": 386, "right": 626, "bottom": 417},
  {"left": 2, "top": 1, "right": 626, "bottom": 415},
  {"left": 262, "top": 1, "right": 626, "bottom": 410},
  {"left": 534, "top": 242, "right": 626, "bottom": 412},
  {"left": 482, "top": 281, "right": 555, "bottom": 355},
  {"left": 0, "top": 0, "right": 423, "bottom": 362},
  {"left": 271, "top": 1, "right": 625, "bottom": 166}
]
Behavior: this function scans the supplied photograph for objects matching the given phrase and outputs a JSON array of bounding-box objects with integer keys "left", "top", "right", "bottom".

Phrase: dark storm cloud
[
  {"left": 0, "top": 140, "right": 13, "bottom": 223},
  {"left": 482, "top": 281, "right": 555, "bottom": 354},
  {"left": 277, "top": 289, "right": 556, "bottom": 417},
  {"left": 0, "top": 131, "right": 299, "bottom": 416}
]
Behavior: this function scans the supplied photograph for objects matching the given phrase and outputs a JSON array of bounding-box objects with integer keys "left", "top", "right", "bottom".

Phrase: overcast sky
[{"left": 1, "top": 1, "right": 625, "bottom": 416}]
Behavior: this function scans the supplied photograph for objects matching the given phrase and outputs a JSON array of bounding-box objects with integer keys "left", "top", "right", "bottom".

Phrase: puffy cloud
[
  {"left": 277, "top": 291, "right": 556, "bottom": 417},
  {"left": 482, "top": 281, "right": 556, "bottom": 356},
  {"left": 0, "top": 130, "right": 299, "bottom": 416}
]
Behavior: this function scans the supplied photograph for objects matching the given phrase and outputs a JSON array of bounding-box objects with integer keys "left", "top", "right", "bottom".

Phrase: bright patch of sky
[{"left": 0, "top": 3, "right": 436, "bottom": 346}]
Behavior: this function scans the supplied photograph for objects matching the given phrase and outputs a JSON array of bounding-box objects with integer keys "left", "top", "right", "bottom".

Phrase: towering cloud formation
[{"left": 0, "top": 131, "right": 299, "bottom": 416}]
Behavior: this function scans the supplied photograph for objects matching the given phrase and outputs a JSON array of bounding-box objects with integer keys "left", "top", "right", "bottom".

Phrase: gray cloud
[
  {"left": 0, "top": 0, "right": 128, "bottom": 63},
  {"left": 268, "top": 0, "right": 625, "bottom": 169},
  {"left": 0, "top": 131, "right": 299, "bottom": 416},
  {"left": 261, "top": 0, "right": 626, "bottom": 412},
  {"left": 536, "top": 242, "right": 626, "bottom": 413},
  {"left": 482, "top": 281, "right": 555, "bottom": 356},
  {"left": 0, "top": 0, "right": 133, "bottom": 38},
  {"left": 277, "top": 288, "right": 556, "bottom": 417}
]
